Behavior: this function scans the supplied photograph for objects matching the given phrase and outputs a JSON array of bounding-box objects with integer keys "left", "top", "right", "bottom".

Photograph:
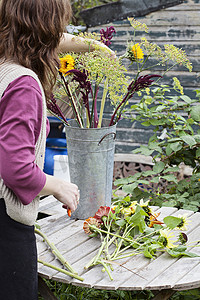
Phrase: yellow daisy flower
[
  {"left": 59, "top": 55, "right": 75, "bottom": 75},
  {"left": 139, "top": 199, "right": 153, "bottom": 215},
  {"left": 129, "top": 201, "right": 137, "bottom": 212},
  {"left": 131, "top": 43, "right": 144, "bottom": 60},
  {"left": 159, "top": 229, "right": 176, "bottom": 249},
  {"left": 121, "top": 207, "right": 132, "bottom": 216},
  {"left": 121, "top": 201, "right": 137, "bottom": 216},
  {"left": 175, "top": 214, "right": 190, "bottom": 231}
]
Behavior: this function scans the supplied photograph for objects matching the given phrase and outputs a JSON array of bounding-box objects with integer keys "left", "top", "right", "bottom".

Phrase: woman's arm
[{"left": 58, "top": 32, "right": 115, "bottom": 54}]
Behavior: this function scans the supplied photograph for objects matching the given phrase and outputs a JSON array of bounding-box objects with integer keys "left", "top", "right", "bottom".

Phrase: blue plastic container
[{"left": 44, "top": 138, "right": 67, "bottom": 175}]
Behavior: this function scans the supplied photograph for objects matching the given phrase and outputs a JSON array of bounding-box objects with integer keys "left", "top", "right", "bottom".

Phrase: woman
[{"left": 0, "top": 0, "right": 112, "bottom": 299}]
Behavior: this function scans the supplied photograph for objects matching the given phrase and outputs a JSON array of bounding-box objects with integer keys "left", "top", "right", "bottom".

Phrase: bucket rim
[{"left": 65, "top": 118, "right": 117, "bottom": 130}]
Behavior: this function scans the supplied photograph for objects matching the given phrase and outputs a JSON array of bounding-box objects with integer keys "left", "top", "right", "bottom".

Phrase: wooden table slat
[{"left": 145, "top": 224, "right": 200, "bottom": 290}]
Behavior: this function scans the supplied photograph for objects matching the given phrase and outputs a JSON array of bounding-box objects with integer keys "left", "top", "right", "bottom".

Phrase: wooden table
[{"left": 37, "top": 197, "right": 200, "bottom": 300}]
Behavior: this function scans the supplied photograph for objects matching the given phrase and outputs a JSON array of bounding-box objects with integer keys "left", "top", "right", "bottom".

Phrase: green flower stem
[
  {"left": 134, "top": 229, "right": 160, "bottom": 243},
  {"left": 158, "top": 62, "right": 178, "bottom": 79},
  {"left": 93, "top": 238, "right": 107, "bottom": 265},
  {"left": 97, "top": 77, "right": 109, "bottom": 128},
  {"left": 35, "top": 228, "right": 77, "bottom": 275},
  {"left": 86, "top": 110, "right": 90, "bottom": 128},
  {"left": 89, "top": 224, "right": 139, "bottom": 245},
  {"left": 61, "top": 75, "right": 83, "bottom": 128},
  {"left": 90, "top": 82, "right": 99, "bottom": 127},
  {"left": 84, "top": 238, "right": 107, "bottom": 269},
  {"left": 104, "top": 229, "right": 120, "bottom": 263},
  {"left": 100, "top": 260, "right": 113, "bottom": 281},
  {"left": 67, "top": 85, "right": 84, "bottom": 128},
  {"left": 110, "top": 251, "right": 142, "bottom": 261},
  {"left": 46, "top": 109, "right": 69, "bottom": 127},
  {"left": 38, "top": 259, "right": 84, "bottom": 281},
  {"left": 111, "top": 224, "right": 130, "bottom": 259},
  {"left": 186, "top": 240, "right": 200, "bottom": 246}
]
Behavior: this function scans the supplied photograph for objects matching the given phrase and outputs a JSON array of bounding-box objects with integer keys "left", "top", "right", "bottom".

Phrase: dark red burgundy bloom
[
  {"left": 100, "top": 26, "right": 116, "bottom": 46},
  {"left": 109, "top": 74, "right": 162, "bottom": 126},
  {"left": 66, "top": 69, "right": 91, "bottom": 91},
  {"left": 47, "top": 94, "right": 69, "bottom": 125},
  {"left": 128, "top": 74, "right": 162, "bottom": 96},
  {"left": 66, "top": 69, "right": 91, "bottom": 120}
]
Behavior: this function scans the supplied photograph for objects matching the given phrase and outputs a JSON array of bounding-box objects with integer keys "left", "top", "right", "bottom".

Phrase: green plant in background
[
  {"left": 38, "top": 280, "right": 200, "bottom": 299},
  {"left": 113, "top": 85, "right": 200, "bottom": 212},
  {"left": 108, "top": 17, "right": 200, "bottom": 213},
  {"left": 38, "top": 280, "right": 155, "bottom": 299}
]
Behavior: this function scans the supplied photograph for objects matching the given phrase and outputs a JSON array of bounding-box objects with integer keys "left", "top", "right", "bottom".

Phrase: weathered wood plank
[
  {"left": 145, "top": 222, "right": 200, "bottom": 290},
  {"left": 39, "top": 195, "right": 66, "bottom": 216},
  {"left": 95, "top": 25, "right": 200, "bottom": 41},
  {"left": 37, "top": 214, "right": 74, "bottom": 235},
  {"left": 114, "top": 153, "right": 154, "bottom": 165},
  {"left": 173, "top": 263, "right": 200, "bottom": 290},
  {"left": 118, "top": 211, "right": 199, "bottom": 290}
]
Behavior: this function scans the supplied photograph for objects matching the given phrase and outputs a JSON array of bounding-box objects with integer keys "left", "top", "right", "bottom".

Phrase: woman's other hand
[{"left": 39, "top": 174, "right": 79, "bottom": 212}]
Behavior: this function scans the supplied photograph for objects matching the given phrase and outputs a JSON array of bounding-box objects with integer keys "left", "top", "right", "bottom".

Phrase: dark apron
[{"left": 0, "top": 199, "right": 38, "bottom": 300}]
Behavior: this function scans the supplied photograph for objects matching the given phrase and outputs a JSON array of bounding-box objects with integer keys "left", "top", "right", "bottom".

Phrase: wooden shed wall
[{"left": 89, "top": 0, "right": 200, "bottom": 153}]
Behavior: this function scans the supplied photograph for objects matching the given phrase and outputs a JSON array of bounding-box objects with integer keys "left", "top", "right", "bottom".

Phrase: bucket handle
[{"left": 98, "top": 132, "right": 116, "bottom": 146}]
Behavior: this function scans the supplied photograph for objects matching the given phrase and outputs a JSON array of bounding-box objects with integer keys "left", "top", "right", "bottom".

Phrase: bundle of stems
[{"left": 35, "top": 228, "right": 84, "bottom": 282}]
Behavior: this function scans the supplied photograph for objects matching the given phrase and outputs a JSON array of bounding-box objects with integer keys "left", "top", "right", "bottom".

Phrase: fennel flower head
[{"left": 128, "top": 17, "right": 149, "bottom": 33}]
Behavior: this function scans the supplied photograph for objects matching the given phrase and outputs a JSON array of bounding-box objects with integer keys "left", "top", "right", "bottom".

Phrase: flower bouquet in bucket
[
  {"left": 47, "top": 18, "right": 191, "bottom": 129},
  {"left": 47, "top": 18, "right": 192, "bottom": 219}
]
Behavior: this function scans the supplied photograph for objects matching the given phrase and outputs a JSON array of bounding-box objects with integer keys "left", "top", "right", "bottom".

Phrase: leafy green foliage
[
  {"left": 38, "top": 280, "right": 200, "bottom": 299},
  {"left": 114, "top": 87, "right": 200, "bottom": 212}
]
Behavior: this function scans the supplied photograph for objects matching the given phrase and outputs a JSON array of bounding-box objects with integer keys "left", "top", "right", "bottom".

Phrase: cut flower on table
[{"left": 83, "top": 199, "right": 199, "bottom": 280}]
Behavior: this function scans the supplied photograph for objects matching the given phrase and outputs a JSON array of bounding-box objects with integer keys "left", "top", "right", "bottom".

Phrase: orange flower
[
  {"left": 83, "top": 217, "right": 101, "bottom": 235},
  {"left": 149, "top": 212, "right": 163, "bottom": 228},
  {"left": 94, "top": 206, "right": 114, "bottom": 223}
]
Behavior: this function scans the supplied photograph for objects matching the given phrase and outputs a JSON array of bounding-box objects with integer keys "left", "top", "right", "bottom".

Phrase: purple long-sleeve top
[{"left": 0, "top": 76, "right": 49, "bottom": 205}]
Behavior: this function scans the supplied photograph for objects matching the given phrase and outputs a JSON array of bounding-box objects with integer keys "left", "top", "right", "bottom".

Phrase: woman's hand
[{"left": 39, "top": 174, "right": 79, "bottom": 212}]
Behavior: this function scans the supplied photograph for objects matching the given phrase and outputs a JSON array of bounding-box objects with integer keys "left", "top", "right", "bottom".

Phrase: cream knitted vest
[{"left": 0, "top": 60, "right": 47, "bottom": 226}]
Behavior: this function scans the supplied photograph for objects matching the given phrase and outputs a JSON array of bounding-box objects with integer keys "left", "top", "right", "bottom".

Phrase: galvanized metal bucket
[{"left": 65, "top": 119, "right": 116, "bottom": 219}]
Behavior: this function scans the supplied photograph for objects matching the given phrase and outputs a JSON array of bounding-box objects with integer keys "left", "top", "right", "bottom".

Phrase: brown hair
[{"left": 0, "top": 0, "right": 72, "bottom": 98}]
